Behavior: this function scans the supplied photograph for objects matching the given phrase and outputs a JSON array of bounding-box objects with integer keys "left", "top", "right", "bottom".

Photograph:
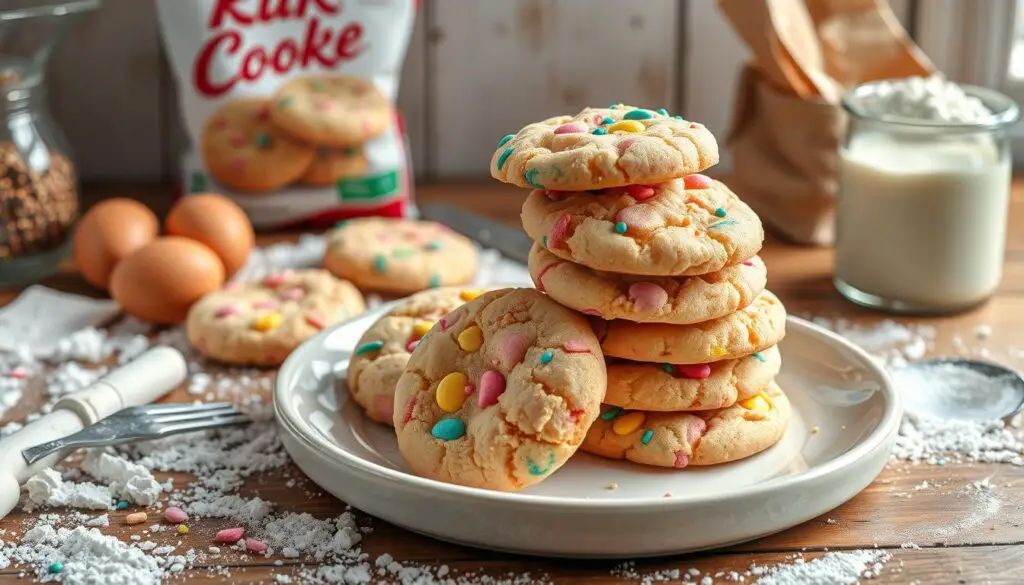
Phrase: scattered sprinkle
[
  {"left": 614, "top": 221, "right": 628, "bottom": 234},
  {"left": 539, "top": 350, "right": 554, "bottom": 365},
  {"left": 355, "top": 341, "right": 384, "bottom": 355}
]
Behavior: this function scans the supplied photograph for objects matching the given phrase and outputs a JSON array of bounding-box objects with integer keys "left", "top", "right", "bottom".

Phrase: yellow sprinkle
[
  {"left": 710, "top": 346, "right": 727, "bottom": 358},
  {"left": 412, "top": 320, "right": 435, "bottom": 338},
  {"left": 457, "top": 325, "right": 484, "bottom": 352},
  {"left": 436, "top": 372, "right": 469, "bottom": 413},
  {"left": 738, "top": 392, "right": 772, "bottom": 413},
  {"left": 612, "top": 412, "right": 646, "bottom": 436},
  {"left": 459, "top": 289, "right": 483, "bottom": 301},
  {"left": 177, "top": 524, "right": 190, "bottom": 535},
  {"left": 252, "top": 313, "right": 283, "bottom": 332},
  {"left": 608, "top": 120, "right": 645, "bottom": 134}
]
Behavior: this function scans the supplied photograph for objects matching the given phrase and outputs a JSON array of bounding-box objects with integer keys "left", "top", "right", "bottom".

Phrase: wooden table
[{"left": 3, "top": 181, "right": 1024, "bottom": 584}]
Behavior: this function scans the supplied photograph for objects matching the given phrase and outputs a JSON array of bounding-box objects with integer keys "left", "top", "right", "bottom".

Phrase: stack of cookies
[{"left": 491, "top": 105, "right": 790, "bottom": 470}]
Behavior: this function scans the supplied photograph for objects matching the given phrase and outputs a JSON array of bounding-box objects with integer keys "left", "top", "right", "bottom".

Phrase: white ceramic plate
[{"left": 275, "top": 304, "right": 901, "bottom": 558}]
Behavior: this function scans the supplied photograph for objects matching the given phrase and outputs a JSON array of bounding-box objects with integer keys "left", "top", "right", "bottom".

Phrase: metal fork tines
[{"left": 22, "top": 402, "right": 251, "bottom": 465}]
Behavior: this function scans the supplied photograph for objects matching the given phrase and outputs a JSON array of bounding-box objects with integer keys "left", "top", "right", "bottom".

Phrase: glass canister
[
  {"left": 834, "top": 81, "right": 1020, "bottom": 314},
  {"left": 0, "top": 0, "right": 99, "bottom": 288}
]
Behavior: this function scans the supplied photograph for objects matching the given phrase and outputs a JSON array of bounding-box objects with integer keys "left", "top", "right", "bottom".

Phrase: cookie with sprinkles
[
  {"left": 200, "top": 98, "right": 315, "bottom": 193},
  {"left": 592, "top": 290, "right": 786, "bottom": 364},
  {"left": 582, "top": 383, "right": 790, "bottom": 468},
  {"left": 185, "top": 269, "right": 365, "bottom": 366},
  {"left": 490, "top": 105, "right": 718, "bottom": 190},
  {"left": 270, "top": 75, "right": 392, "bottom": 147},
  {"left": 605, "top": 346, "right": 781, "bottom": 411},
  {"left": 529, "top": 244, "right": 767, "bottom": 324},
  {"left": 299, "top": 145, "right": 370, "bottom": 186},
  {"left": 323, "top": 217, "right": 478, "bottom": 295},
  {"left": 393, "top": 288, "right": 606, "bottom": 491},
  {"left": 347, "top": 287, "right": 493, "bottom": 425},
  {"left": 521, "top": 177, "right": 763, "bottom": 276}
]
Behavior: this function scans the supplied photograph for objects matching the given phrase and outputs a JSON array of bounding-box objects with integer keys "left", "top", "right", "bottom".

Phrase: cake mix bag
[{"left": 156, "top": 0, "right": 417, "bottom": 230}]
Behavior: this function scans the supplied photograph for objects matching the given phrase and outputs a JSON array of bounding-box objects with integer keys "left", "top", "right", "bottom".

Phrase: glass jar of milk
[{"left": 834, "top": 77, "right": 1020, "bottom": 314}]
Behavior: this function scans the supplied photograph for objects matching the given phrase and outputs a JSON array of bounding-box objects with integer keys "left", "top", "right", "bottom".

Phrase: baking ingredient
[
  {"left": 0, "top": 144, "right": 78, "bottom": 261},
  {"left": 13, "top": 522, "right": 163, "bottom": 585},
  {"left": 165, "top": 193, "right": 255, "bottom": 278},
  {"left": 73, "top": 198, "right": 159, "bottom": 290},
  {"left": 110, "top": 237, "right": 225, "bottom": 324},
  {"left": 25, "top": 469, "right": 112, "bottom": 510},
  {"left": 750, "top": 550, "right": 891, "bottom": 584},
  {"left": 857, "top": 75, "right": 992, "bottom": 123},
  {"left": 81, "top": 450, "right": 163, "bottom": 506}
]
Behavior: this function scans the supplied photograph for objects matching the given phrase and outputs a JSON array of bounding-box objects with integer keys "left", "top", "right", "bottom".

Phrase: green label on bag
[{"left": 336, "top": 171, "right": 399, "bottom": 200}]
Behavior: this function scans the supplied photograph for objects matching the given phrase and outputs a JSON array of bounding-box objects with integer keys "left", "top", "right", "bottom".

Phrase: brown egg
[
  {"left": 165, "top": 193, "right": 254, "bottom": 278},
  {"left": 110, "top": 237, "right": 226, "bottom": 325},
  {"left": 74, "top": 199, "right": 159, "bottom": 290}
]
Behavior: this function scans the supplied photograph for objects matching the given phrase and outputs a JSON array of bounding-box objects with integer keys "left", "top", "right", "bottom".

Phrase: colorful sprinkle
[
  {"left": 656, "top": 108, "right": 669, "bottom": 116},
  {"left": 215, "top": 527, "right": 245, "bottom": 544},
  {"left": 477, "top": 370, "right": 506, "bottom": 408},
  {"left": 497, "top": 134, "right": 514, "bottom": 148},
  {"left": 355, "top": 341, "right": 384, "bottom": 355},
  {"left": 125, "top": 512, "right": 148, "bottom": 525},
  {"left": 549, "top": 213, "right": 572, "bottom": 250},
  {"left": 373, "top": 254, "right": 387, "bottom": 272},
  {"left": 263, "top": 272, "right": 288, "bottom": 287},
  {"left": 437, "top": 372, "right": 469, "bottom": 412},
  {"left": 614, "top": 221, "right": 628, "bottom": 234},
  {"left": 496, "top": 146, "right": 514, "bottom": 170},
  {"left": 562, "top": 339, "right": 591, "bottom": 353},
  {"left": 628, "top": 282, "right": 668, "bottom": 311},
  {"left": 641, "top": 429, "right": 655, "bottom": 445},
  {"left": 524, "top": 168, "right": 542, "bottom": 188},
  {"left": 424, "top": 241, "right": 442, "bottom": 251},
  {"left": 405, "top": 338, "right": 420, "bottom": 352},
  {"left": 495, "top": 331, "right": 531, "bottom": 369},
  {"left": 752, "top": 352, "right": 766, "bottom": 362},
  {"left": 675, "top": 364, "right": 712, "bottom": 379},
  {"left": 554, "top": 122, "right": 588, "bottom": 134},
  {"left": 592, "top": 127, "right": 608, "bottom": 135},
  {"left": 600, "top": 406, "right": 623, "bottom": 421},
  {"left": 539, "top": 350, "right": 554, "bottom": 365},
  {"left": 683, "top": 174, "right": 714, "bottom": 189},
  {"left": 673, "top": 115, "right": 683, "bottom": 120},
  {"left": 612, "top": 412, "right": 645, "bottom": 435},
  {"left": 279, "top": 287, "right": 305, "bottom": 301},
  {"left": 743, "top": 260, "right": 755, "bottom": 266},
  {"left": 251, "top": 313, "right": 282, "bottom": 332},
  {"left": 674, "top": 452, "right": 689, "bottom": 468},
  {"left": 626, "top": 184, "right": 656, "bottom": 201},
  {"left": 310, "top": 80, "right": 326, "bottom": 91},
  {"left": 305, "top": 313, "right": 326, "bottom": 329},
  {"left": 601, "top": 116, "right": 614, "bottom": 125},
  {"left": 526, "top": 451, "right": 556, "bottom": 476},
  {"left": 623, "top": 109, "right": 654, "bottom": 120},
  {"left": 459, "top": 289, "right": 483, "bottom": 301},
  {"left": 254, "top": 133, "right": 271, "bottom": 148},
  {"left": 392, "top": 248, "right": 415, "bottom": 259},
  {"left": 711, "top": 346, "right": 727, "bottom": 358},
  {"left": 165, "top": 507, "right": 189, "bottom": 523},
  {"left": 739, "top": 392, "right": 773, "bottom": 412},
  {"left": 431, "top": 418, "right": 465, "bottom": 441},
  {"left": 402, "top": 396, "right": 417, "bottom": 423},
  {"left": 609, "top": 104, "right": 618, "bottom": 109},
  {"left": 177, "top": 524, "right": 190, "bottom": 535},
  {"left": 463, "top": 384, "right": 475, "bottom": 396},
  {"left": 116, "top": 500, "right": 129, "bottom": 510},
  {"left": 412, "top": 321, "right": 434, "bottom": 338},
  {"left": 457, "top": 325, "right": 484, "bottom": 352},
  {"left": 541, "top": 236, "right": 548, "bottom": 248},
  {"left": 617, "top": 138, "right": 638, "bottom": 155},
  {"left": 714, "top": 207, "right": 727, "bottom": 218},
  {"left": 615, "top": 205, "right": 662, "bottom": 232},
  {"left": 214, "top": 303, "right": 240, "bottom": 318},
  {"left": 609, "top": 120, "right": 644, "bottom": 133},
  {"left": 48, "top": 563, "right": 63, "bottom": 574},
  {"left": 428, "top": 274, "right": 442, "bottom": 288},
  {"left": 246, "top": 538, "right": 268, "bottom": 554},
  {"left": 661, "top": 363, "right": 675, "bottom": 374},
  {"left": 708, "top": 220, "right": 737, "bottom": 230}
]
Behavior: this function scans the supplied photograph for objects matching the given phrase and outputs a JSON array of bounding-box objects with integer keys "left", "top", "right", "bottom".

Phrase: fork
[{"left": 21, "top": 402, "right": 250, "bottom": 465}]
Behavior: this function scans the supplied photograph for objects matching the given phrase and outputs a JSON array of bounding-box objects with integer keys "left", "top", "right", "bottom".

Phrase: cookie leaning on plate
[
  {"left": 605, "top": 346, "right": 781, "bottom": 411},
  {"left": 530, "top": 244, "right": 767, "bottom": 324},
  {"left": 186, "top": 269, "right": 365, "bottom": 366},
  {"left": 270, "top": 75, "right": 392, "bottom": 147},
  {"left": 393, "top": 288, "right": 606, "bottom": 491},
  {"left": 582, "top": 383, "right": 790, "bottom": 468},
  {"left": 521, "top": 177, "right": 763, "bottom": 276},
  {"left": 490, "top": 105, "right": 718, "bottom": 191},
  {"left": 323, "top": 217, "right": 478, "bottom": 295},
  {"left": 347, "top": 287, "right": 490, "bottom": 425}
]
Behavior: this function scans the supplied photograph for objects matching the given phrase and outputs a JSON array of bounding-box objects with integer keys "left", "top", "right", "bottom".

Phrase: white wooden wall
[{"left": 48, "top": 0, "right": 916, "bottom": 181}]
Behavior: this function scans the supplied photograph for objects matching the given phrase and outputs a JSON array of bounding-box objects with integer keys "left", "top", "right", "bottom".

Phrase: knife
[{"left": 419, "top": 204, "right": 533, "bottom": 265}]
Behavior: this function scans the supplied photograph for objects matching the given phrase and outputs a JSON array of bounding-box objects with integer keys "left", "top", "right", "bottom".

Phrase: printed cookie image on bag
[{"left": 157, "top": 0, "right": 417, "bottom": 229}]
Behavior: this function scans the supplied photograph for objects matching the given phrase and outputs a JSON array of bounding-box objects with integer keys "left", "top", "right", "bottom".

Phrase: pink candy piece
[
  {"left": 245, "top": 538, "right": 268, "bottom": 554},
  {"left": 675, "top": 364, "right": 712, "bottom": 380},
  {"left": 548, "top": 213, "right": 572, "bottom": 250},
  {"left": 686, "top": 419, "right": 708, "bottom": 444},
  {"left": 253, "top": 300, "right": 279, "bottom": 310},
  {"left": 374, "top": 395, "right": 395, "bottom": 421},
  {"left": 544, "top": 189, "right": 568, "bottom": 201},
  {"left": 625, "top": 184, "right": 656, "bottom": 201},
  {"left": 617, "top": 138, "right": 637, "bottom": 155},
  {"left": 683, "top": 174, "right": 713, "bottom": 189},
  {"left": 463, "top": 384, "right": 475, "bottom": 396},
  {"left": 628, "top": 282, "right": 668, "bottom": 311},
  {"left": 402, "top": 396, "right": 417, "bottom": 424},
  {"left": 614, "top": 205, "right": 661, "bottom": 232},
  {"left": 8, "top": 368, "right": 28, "bottom": 380},
  {"left": 279, "top": 287, "right": 305, "bottom": 301},
  {"left": 263, "top": 273, "right": 288, "bottom": 287},
  {"left": 562, "top": 340, "right": 591, "bottom": 353},
  {"left": 569, "top": 409, "right": 585, "bottom": 423},
  {"left": 554, "top": 122, "right": 588, "bottom": 134},
  {"left": 215, "top": 527, "right": 244, "bottom": 544},
  {"left": 214, "top": 304, "right": 240, "bottom": 318},
  {"left": 305, "top": 313, "right": 326, "bottom": 329},
  {"left": 673, "top": 452, "right": 690, "bottom": 469},
  {"left": 439, "top": 308, "right": 463, "bottom": 331},
  {"left": 743, "top": 260, "right": 755, "bottom": 266},
  {"left": 581, "top": 308, "right": 603, "bottom": 317},
  {"left": 405, "top": 338, "right": 420, "bottom": 353},
  {"left": 164, "top": 507, "right": 189, "bottom": 524},
  {"left": 477, "top": 370, "right": 507, "bottom": 408},
  {"left": 494, "top": 331, "right": 531, "bottom": 370}
]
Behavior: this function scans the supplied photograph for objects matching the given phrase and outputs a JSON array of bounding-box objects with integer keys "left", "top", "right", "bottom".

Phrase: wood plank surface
[{"left": 2, "top": 180, "right": 1024, "bottom": 583}]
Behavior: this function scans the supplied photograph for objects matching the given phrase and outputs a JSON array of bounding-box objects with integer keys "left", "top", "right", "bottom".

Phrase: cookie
[
  {"left": 186, "top": 269, "right": 365, "bottom": 366},
  {"left": 299, "top": 146, "right": 369, "bottom": 186},
  {"left": 530, "top": 244, "right": 767, "bottom": 324},
  {"left": 521, "top": 177, "right": 763, "bottom": 276},
  {"left": 270, "top": 75, "right": 392, "bottom": 147},
  {"left": 594, "top": 290, "right": 786, "bottom": 364},
  {"left": 490, "top": 105, "right": 719, "bottom": 190},
  {"left": 581, "top": 383, "right": 790, "bottom": 468},
  {"left": 324, "top": 218, "right": 478, "bottom": 295},
  {"left": 392, "top": 288, "right": 606, "bottom": 491},
  {"left": 605, "top": 346, "right": 781, "bottom": 411},
  {"left": 347, "top": 287, "right": 491, "bottom": 425},
  {"left": 201, "top": 98, "right": 315, "bottom": 193}
]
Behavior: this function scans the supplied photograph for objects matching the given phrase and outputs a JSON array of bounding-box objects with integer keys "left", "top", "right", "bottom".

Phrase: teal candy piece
[
  {"left": 539, "top": 350, "right": 553, "bottom": 364},
  {"left": 660, "top": 363, "right": 675, "bottom": 374},
  {"left": 428, "top": 274, "right": 442, "bottom": 288},
  {"left": 424, "top": 240, "right": 442, "bottom": 251},
  {"left": 752, "top": 352, "right": 766, "bottom": 362},
  {"left": 334, "top": 219, "right": 349, "bottom": 228},
  {"left": 714, "top": 207, "right": 727, "bottom": 218},
  {"left": 116, "top": 500, "right": 129, "bottom": 510},
  {"left": 656, "top": 108, "right": 669, "bottom": 116},
  {"left": 708, "top": 220, "right": 737, "bottom": 230},
  {"left": 355, "top": 341, "right": 384, "bottom": 355},
  {"left": 614, "top": 222, "right": 627, "bottom": 234},
  {"left": 623, "top": 109, "right": 654, "bottom": 120},
  {"left": 673, "top": 115, "right": 683, "bottom": 120},
  {"left": 48, "top": 563, "right": 63, "bottom": 574},
  {"left": 541, "top": 236, "right": 548, "bottom": 248},
  {"left": 497, "top": 134, "right": 514, "bottom": 148},
  {"left": 592, "top": 128, "right": 607, "bottom": 135},
  {"left": 254, "top": 133, "right": 271, "bottom": 148},
  {"left": 497, "top": 146, "right": 514, "bottom": 170},
  {"left": 526, "top": 451, "right": 556, "bottom": 476},
  {"left": 641, "top": 430, "right": 654, "bottom": 445},
  {"left": 373, "top": 254, "right": 387, "bottom": 272},
  {"left": 431, "top": 418, "right": 466, "bottom": 441},
  {"left": 600, "top": 407, "right": 623, "bottom": 421},
  {"left": 524, "top": 168, "right": 543, "bottom": 188},
  {"left": 608, "top": 104, "right": 618, "bottom": 109},
  {"left": 602, "top": 116, "right": 614, "bottom": 125}
]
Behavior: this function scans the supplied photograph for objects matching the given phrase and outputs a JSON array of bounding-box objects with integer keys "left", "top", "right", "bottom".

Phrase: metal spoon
[{"left": 894, "top": 358, "right": 1024, "bottom": 423}]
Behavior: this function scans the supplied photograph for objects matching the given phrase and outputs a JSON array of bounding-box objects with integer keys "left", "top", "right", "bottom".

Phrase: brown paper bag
[{"left": 726, "top": 66, "right": 845, "bottom": 245}]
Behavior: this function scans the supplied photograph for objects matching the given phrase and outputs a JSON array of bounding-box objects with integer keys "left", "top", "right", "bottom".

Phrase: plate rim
[{"left": 275, "top": 309, "right": 902, "bottom": 511}]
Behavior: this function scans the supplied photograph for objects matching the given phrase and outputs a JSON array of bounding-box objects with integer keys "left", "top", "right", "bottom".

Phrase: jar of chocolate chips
[{"left": 0, "top": 0, "right": 98, "bottom": 287}]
